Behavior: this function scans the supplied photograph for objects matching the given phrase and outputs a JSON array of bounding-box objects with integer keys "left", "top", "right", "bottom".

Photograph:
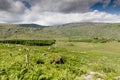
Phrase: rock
[
  {"left": 81, "top": 75, "right": 94, "bottom": 80},
  {"left": 89, "top": 72, "right": 106, "bottom": 78},
  {"left": 54, "top": 44, "right": 57, "bottom": 47},
  {"left": 97, "top": 73, "right": 106, "bottom": 78},
  {"left": 19, "top": 48, "right": 22, "bottom": 51},
  {"left": 96, "top": 78, "right": 102, "bottom": 80},
  {"left": 115, "top": 76, "right": 120, "bottom": 80},
  {"left": 48, "top": 47, "right": 51, "bottom": 50},
  {"left": 42, "top": 53, "right": 47, "bottom": 56},
  {"left": 77, "top": 72, "right": 106, "bottom": 80},
  {"left": 90, "top": 72, "right": 97, "bottom": 75},
  {"left": 75, "top": 76, "right": 84, "bottom": 80},
  {"left": 81, "top": 51, "right": 87, "bottom": 54}
]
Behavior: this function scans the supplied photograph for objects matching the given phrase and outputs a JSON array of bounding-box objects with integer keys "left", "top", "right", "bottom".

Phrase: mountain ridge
[{"left": 0, "top": 22, "right": 120, "bottom": 40}]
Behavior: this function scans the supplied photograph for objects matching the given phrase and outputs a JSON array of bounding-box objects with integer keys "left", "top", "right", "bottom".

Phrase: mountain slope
[
  {"left": 0, "top": 23, "right": 120, "bottom": 40},
  {"left": 55, "top": 23, "right": 120, "bottom": 40},
  {"left": 19, "top": 24, "right": 49, "bottom": 28}
]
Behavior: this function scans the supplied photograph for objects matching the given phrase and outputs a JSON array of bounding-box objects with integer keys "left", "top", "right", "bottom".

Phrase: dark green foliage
[
  {"left": 69, "top": 67, "right": 87, "bottom": 76},
  {"left": 17, "top": 68, "right": 28, "bottom": 79},
  {"left": 92, "top": 38, "right": 109, "bottom": 43},
  {"left": 0, "top": 69, "right": 7, "bottom": 75},
  {"left": 36, "top": 59, "right": 44, "bottom": 64},
  {"left": 118, "top": 40, "right": 120, "bottom": 42},
  {"left": 0, "top": 40, "right": 56, "bottom": 46},
  {"left": 19, "top": 24, "right": 48, "bottom": 28}
]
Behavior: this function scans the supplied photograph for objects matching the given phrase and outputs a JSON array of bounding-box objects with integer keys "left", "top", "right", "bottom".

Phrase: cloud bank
[{"left": 0, "top": 0, "right": 120, "bottom": 25}]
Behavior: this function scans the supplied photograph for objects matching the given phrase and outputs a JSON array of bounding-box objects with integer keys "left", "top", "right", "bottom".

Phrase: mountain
[
  {"left": 19, "top": 24, "right": 49, "bottom": 28},
  {"left": 0, "top": 23, "right": 120, "bottom": 40}
]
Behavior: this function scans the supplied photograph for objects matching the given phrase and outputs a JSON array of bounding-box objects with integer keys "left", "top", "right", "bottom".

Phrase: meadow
[
  {"left": 0, "top": 40, "right": 120, "bottom": 80},
  {"left": 0, "top": 23, "right": 120, "bottom": 80}
]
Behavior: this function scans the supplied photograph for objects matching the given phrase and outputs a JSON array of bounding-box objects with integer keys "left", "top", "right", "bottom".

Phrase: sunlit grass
[{"left": 0, "top": 41, "right": 120, "bottom": 79}]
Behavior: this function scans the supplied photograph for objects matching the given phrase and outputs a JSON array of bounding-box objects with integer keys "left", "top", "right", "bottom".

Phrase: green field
[
  {"left": 0, "top": 23, "right": 120, "bottom": 80},
  {"left": 0, "top": 41, "right": 120, "bottom": 80}
]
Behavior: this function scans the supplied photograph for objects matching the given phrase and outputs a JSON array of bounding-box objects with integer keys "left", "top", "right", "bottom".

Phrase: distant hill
[
  {"left": 0, "top": 23, "right": 120, "bottom": 40},
  {"left": 55, "top": 22, "right": 120, "bottom": 40},
  {"left": 19, "top": 24, "right": 49, "bottom": 28}
]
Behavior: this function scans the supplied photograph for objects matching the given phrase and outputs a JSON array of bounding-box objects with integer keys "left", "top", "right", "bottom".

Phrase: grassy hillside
[
  {"left": 0, "top": 41, "right": 120, "bottom": 80},
  {"left": 0, "top": 24, "right": 53, "bottom": 40},
  {"left": 0, "top": 23, "right": 120, "bottom": 79},
  {"left": 0, "top": 23, "right": 120, "bottom": 40},
  {"left": 55, "top": 23, "right": 120, "bottom": 40}
]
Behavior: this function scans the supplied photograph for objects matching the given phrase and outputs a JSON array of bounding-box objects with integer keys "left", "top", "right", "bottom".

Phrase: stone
[
  {"left": 81, "top": 75, "right": 94, "bottom": 80},
  {"left": 42, "top": 53, "right": 47, "bottom": 56},
  {"left": 96, "top": 78, "right": 102, "bottom": 80},
  {"left": 89, "top": 72, "right": 106, "bottom": 78},
  {"left": 115, "top": 76, "right": 120, "bottom": 80}
]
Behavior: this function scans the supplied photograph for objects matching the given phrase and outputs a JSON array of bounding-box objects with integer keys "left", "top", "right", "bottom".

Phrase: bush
[
  {"left": 0, "top": 39, "right": 56, "bottom": 46},
  {"left": 45, "top": 54, "right": 64, "bottom": 64}
]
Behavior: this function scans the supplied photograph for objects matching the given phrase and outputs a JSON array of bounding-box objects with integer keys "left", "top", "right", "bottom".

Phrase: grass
[
  {"left": 0, "top": 41, "right": 120, "bottom": 80},
  {"left": 0, "top": 23, "right": 120, "bottom": 79},
  {"left": 0, "top": 23, "right": 120, "bottom": 40}
]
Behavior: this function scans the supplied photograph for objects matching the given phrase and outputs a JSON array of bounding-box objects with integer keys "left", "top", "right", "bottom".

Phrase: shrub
[
  {"left": 36, "top": 59, "right": 44, "bottom": 64},
  {"left": 45, "top": 54, "right": 64, "bottom": 64},
  {"left": 0, "top": 40, "right": 56, "bottom": 46}
]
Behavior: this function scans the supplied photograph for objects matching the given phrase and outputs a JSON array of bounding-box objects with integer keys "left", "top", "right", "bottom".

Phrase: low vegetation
[
  {"left": 0, "top": 23, "right": 120, "bottom": 40},
  {"left": 0, "top": 40, "right": 56, "bottom": 46},
  {"left": 69, "top": 37, "right": 119, "bottom": 43},
  {"left": 0, "top": 41, "right": 120, "bottom": 80},
  {"left": 0, "top": 23, "right": 120, "bottom": 79}
]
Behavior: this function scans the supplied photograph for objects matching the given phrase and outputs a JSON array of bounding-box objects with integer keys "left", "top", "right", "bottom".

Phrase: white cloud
[
  {"left": 20, "top": 10, "right": 120, "bottom": 26},
  {"left": 113, "top": 0, "right": 120, "bottom": 7},
  {"left": 29, "top": 0, "right": 100, "bottom": 13},
  {"left": 0, "top": 0, "right": 120, "bottom": 25},
  {"left": 0, "top": 0, "right": 25, "bottom": 13},
  {"left": 102, "top": 0, "right": 111, "bottom": 8}
]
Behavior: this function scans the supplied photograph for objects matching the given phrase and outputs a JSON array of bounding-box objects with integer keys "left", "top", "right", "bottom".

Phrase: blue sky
[
  {"left": 20, "top": 0, "right": 32, "bottom": 10},
  {"left": 91, "top": 0, "right": 120, "bottom": 14},
  {"left": 0, "top": 0, "right": 120, "bottom": 25}
]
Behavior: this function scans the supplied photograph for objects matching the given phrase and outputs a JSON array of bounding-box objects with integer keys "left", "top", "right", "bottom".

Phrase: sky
[{"left": 0, "top": 0, "right": 120, "bottom": 26}]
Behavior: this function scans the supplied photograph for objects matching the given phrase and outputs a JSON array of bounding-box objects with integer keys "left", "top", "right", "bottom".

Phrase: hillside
[
  {"left": 0, "top": 41, "right": 120, "bottom": 79},
  {"left": 0, "top": 23, "right": 120, "bottom": 40},
  {"left": 0, "top": 23, "right": 120, "bottom": 79},
  {"left": 19, "top": 24, "right": 49, "bottom": 28}
]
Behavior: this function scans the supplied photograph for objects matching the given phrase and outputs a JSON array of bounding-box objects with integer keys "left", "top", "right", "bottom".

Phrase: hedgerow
[{"left": 0, "top": 40, "right": 56, "bottom": 46}]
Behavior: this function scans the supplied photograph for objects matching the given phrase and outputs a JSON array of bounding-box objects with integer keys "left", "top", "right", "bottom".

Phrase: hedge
[{"left": 0, "top": 40, "right": 56, "bottom": 46}]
